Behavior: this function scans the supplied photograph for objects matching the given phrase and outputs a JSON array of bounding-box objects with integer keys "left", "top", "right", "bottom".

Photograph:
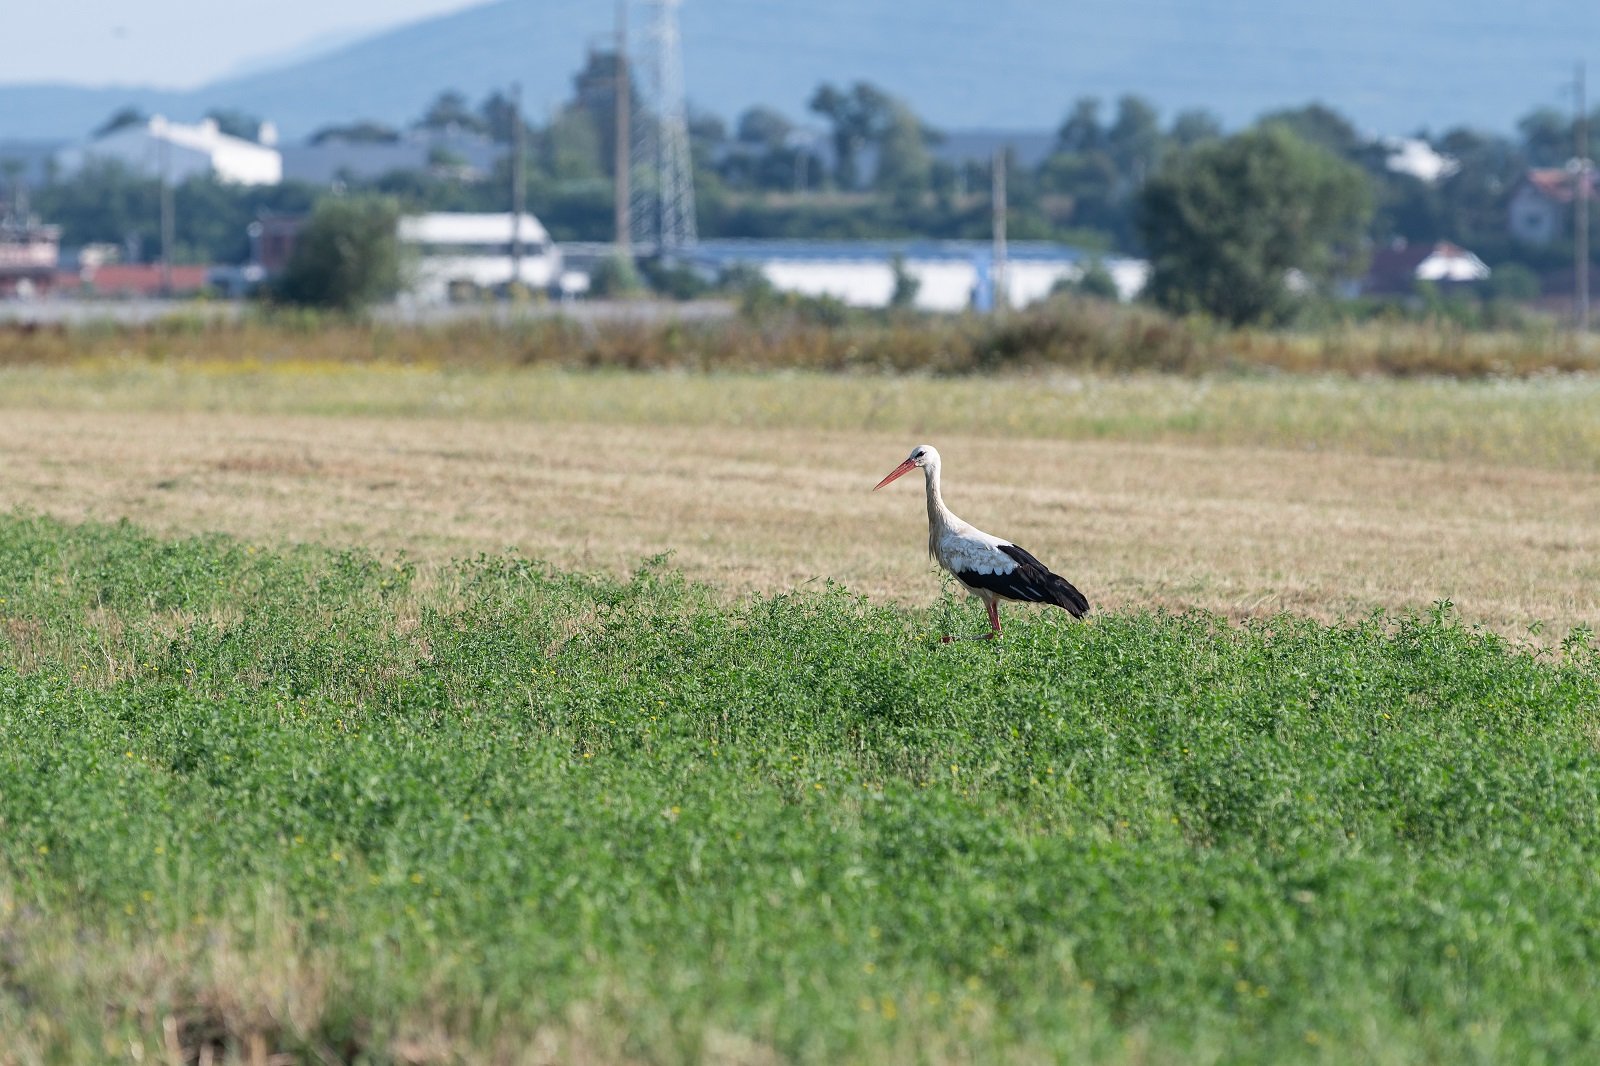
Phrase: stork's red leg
[{"left": 940, "top": 596, "right": 1003, "bottom": 644}]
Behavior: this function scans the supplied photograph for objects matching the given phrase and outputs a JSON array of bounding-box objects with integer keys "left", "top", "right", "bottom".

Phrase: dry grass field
[{"left": 3, "top": 361, "right": 1597, "bottom": 637}]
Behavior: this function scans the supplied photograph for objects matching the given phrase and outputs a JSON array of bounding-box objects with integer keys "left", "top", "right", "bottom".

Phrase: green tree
[
  {"left": 1073, "top": 259, "right": 1121, "bottom": 300},
  {"left": 32, "top": 160, "right": 319, "bottom": 263},
  {"left": 888, "top": 254, "right": 920, "bottom": 309},
  {"left": 1370, "top": 171, "right": 1444, "bottom": 244},
  {"left": 273, "top": 195, "right": 402, "bottom": 311},
  {"left": 1432, "top": 126, "right": 1522, "bottom": 251},
  {"left": 204, "top": 108, "right": 264, "bottom": 142},
  {"left": 874, "top": 101, "right": 938, "bottom": 205},
  {"left": 565, "top": 51, "right": 632, "bottom": 178},
  {"left": 1055, "top": 98, "right": 1104, "bottom": 154},
  {"left": 426, "top": 145, "right": 470, "bottom": 170},
  {"left": 1137, "top": 125, "right": 1372, "bottom": 325},
  {"left": 1485, "top": 261, "right": 1541, "bottom": 302},
  {"left": 639, "top": 257, "right": 711, "bottom": 300},
  {"left": 478, "top": 90, "right": 533, "bottom": 146},
  {"left": 1038, "top": 134, "right": 1125, "bottom": 241},
  {"left": 589, "top": 253, "right": 643, "bottom": 297},
  {"left": 171, "top": 176, "right": 318, "bottom": 263},
  {"left": 32, "top": 159, "right": 158, "bottom": 254},
  {"left": 1517, "top": 107, "right": 1572, "bottom": 168},
  {"left": 736, "top": 106, "right": 793, "bottom": 148},
  {"left": 689, "top": 111, "right": 729, "bottom": 180},
  {"left": 806, "top": 81, "right": 938, "bottom": 200},
  {"left": 1168, "top": 109, "right": 1222, "bottom": 149},
  {"left": 1259, "top": 103, "right": 1366, "bottom": 162},
  {"left": 309, "top": 120, "right": 400, "bottom": 145},
  {"left": 2, "top": 158, "right": 25, "bottom": 214},
  {"left": 93, "top": 106, "right": 147, "bottom": 139},
  {"left": 720, "top": 108, "right": 819, "bottom": 193},
  {"left": 1036, "top": 95, "right": 1168, "bottom": 248},
  {"left": 1106, "top": 95, "right": 1163, "bottom": 180},
  {"left": 808, "top": 81, "right": 896, "bottom": 189},
  {"left": 539, "top": 109, "right": 604, "bottom": 181},
  {"left": 415, "top": 90, "right": 486, "bottom": 135}
]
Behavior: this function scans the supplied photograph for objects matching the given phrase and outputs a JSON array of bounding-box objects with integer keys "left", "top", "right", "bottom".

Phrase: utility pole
[
  {"left": 1577, "top": 61, "right": 1590, "bottom": 335},
  {"left": 991, "top": 147, "right": 1008, "bottom": 314},
  {"left": 613, "top": 0, "right": 631, "bottom": 252},
  {"left": 158, "top": 126, "right": 174, "bottom": 297},
  {"left": 510, "top": 82, "right": 525, "bottom": 291}
]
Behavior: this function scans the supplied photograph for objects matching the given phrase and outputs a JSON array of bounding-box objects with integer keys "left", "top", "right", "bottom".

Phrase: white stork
[{"left": 874, "top": 444, "right": 1089, "bottom": 641}]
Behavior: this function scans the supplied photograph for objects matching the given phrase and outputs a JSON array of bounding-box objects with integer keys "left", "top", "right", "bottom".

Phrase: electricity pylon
[{"left": 629, "top": 0, "right": 697, "bottom": 253}]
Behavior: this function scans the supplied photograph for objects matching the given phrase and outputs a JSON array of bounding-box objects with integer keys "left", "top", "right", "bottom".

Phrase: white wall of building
[
  {"left": 55, "top": 116, "right": 281, "bottom": 185},
  {"left": 1414, "top": 247, "right": 1490, "bottom": 283},
  {"left": 1004, "top": 262, "right": 1077, "bottom": 307},
  {"left": 753, "top": 254, "right": 1147, "bottom": 311},
  {"left": 1507, "top": 185, "right": 1560, "bottom": 246},
  {"left": 398, "top": 213, "right": 562, "bottom": 303},
  {"left": 914, "top": 261, "right": 984, "bottom": 310},
  {"left": 761, "top": 260, "right": 893, "bottom": 307}
]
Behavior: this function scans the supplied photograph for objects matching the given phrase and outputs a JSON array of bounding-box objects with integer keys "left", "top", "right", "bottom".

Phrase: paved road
[{"left": 0, "top": 297, "right": 737, "bottom": 326}]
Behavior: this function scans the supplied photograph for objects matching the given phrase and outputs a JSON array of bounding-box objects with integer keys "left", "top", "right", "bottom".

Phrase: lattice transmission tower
[{"left": 628, "top": 0, "right": 697, "bottom": 253}]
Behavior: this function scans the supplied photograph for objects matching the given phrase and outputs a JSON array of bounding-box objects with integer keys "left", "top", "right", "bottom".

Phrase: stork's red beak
[{"left": 873, "top": 458, "right": 917, "bottom": 491}]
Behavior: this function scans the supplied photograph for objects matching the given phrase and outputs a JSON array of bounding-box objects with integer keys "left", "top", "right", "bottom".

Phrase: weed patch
[{"left": 4, "top": 301, "right": 1598, "bottom": 379}]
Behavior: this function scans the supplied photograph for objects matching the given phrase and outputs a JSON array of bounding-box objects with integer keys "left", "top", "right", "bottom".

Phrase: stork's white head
[{"left": 873, "top": 444, "right": 939, "bottom": 490}]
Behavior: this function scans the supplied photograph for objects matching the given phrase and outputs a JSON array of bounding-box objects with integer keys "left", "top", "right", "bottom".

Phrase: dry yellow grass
[
  {"left": 3, "top": 366, "right": 1597, "bottom": 636},
  {"left": 6, "top": 361, "right": 1600, "bottom": 471}
]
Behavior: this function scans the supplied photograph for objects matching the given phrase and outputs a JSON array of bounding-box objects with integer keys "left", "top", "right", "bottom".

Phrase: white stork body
[{"left": 875, "top": 444, "right": 1089, "bottom": 640}]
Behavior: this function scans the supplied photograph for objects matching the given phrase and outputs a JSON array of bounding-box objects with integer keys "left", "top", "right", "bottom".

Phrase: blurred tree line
[{"left": 17, "top": 64, "right": 1598, "bottom": 321}]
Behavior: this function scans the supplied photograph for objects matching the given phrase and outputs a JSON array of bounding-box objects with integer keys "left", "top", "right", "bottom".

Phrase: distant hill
[{"left": 2, "top": 0, "right": 1596, "bottom": 143}]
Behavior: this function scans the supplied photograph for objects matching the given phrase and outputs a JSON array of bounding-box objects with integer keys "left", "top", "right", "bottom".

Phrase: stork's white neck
[{"left": 923, "top": 457, "right": 957, "bottom": 535}]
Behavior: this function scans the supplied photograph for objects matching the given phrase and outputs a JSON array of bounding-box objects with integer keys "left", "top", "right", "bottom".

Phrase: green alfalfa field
[{"left": 2, "top": 510, "right": 1599, "bottom": 1064}]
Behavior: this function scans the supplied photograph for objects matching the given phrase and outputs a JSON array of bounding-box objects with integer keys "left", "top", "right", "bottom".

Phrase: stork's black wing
[{"left": 956, "top": 543, "right": 1089, "bottom": 617}]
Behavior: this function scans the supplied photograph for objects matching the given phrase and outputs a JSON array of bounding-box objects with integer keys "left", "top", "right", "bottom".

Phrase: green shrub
[
  {"left": 588, "top": 253, "right": 645, "bottom": 297},
  {"left": 271, "top": 194, "right": 403, "bottom": 311}
]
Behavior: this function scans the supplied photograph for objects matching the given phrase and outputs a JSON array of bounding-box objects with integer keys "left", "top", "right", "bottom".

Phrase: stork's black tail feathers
[
  {"left": 1043, "top": 571, "right": 1091, "bottom": 618},
  {"left": 958, "top": 544, "right": 1091, "bottom": 618}
]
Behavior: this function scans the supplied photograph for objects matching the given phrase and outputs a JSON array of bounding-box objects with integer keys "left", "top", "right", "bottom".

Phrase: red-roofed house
[
  {"left": 55, "top": 264, "right": 211, "bottom": 297},
  {"left": 1508, "top": 167, "right": 1596, "bottom": 246}
]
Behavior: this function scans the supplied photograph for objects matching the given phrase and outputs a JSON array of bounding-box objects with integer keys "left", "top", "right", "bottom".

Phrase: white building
[
  {"left": 676, "top": 240, "right": 1148, "bottom": 311},
  {"left": 1382, "top": 137, "right": 1458, "bottom": 184},
  {"left": 55, "top": 116, "right": 281, "bottom": 186},
  {"left": 280, "top": 130, "right": 502, "bottom": 186},
  {"left": 1410, "top": 243, "right": 1491, "bottom": 284},
  {"left": 1363, "top": 239, "right": 1491, "bottom": 295},
  {"left": 398, "top": 213, "right": 562, "bottom": 303}
]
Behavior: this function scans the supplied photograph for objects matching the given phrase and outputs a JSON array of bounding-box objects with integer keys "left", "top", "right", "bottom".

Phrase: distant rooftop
[
  {"left": 398, "top": 212, "right": 551, "bottom": 246},
  {"left": 1382, "top": 137, "right": 1458, "bottom": 184},
  {"left": 679, "top": 238, "right": 1091, "bottom": 265},
  {"left": 1523, "top": 167, "right": 1597, "bottom": 203}
]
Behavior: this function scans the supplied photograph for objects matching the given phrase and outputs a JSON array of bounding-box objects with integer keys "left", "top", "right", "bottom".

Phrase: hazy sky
[{"left": 12, "top": 1, "right": 475, "bottom": 86}]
